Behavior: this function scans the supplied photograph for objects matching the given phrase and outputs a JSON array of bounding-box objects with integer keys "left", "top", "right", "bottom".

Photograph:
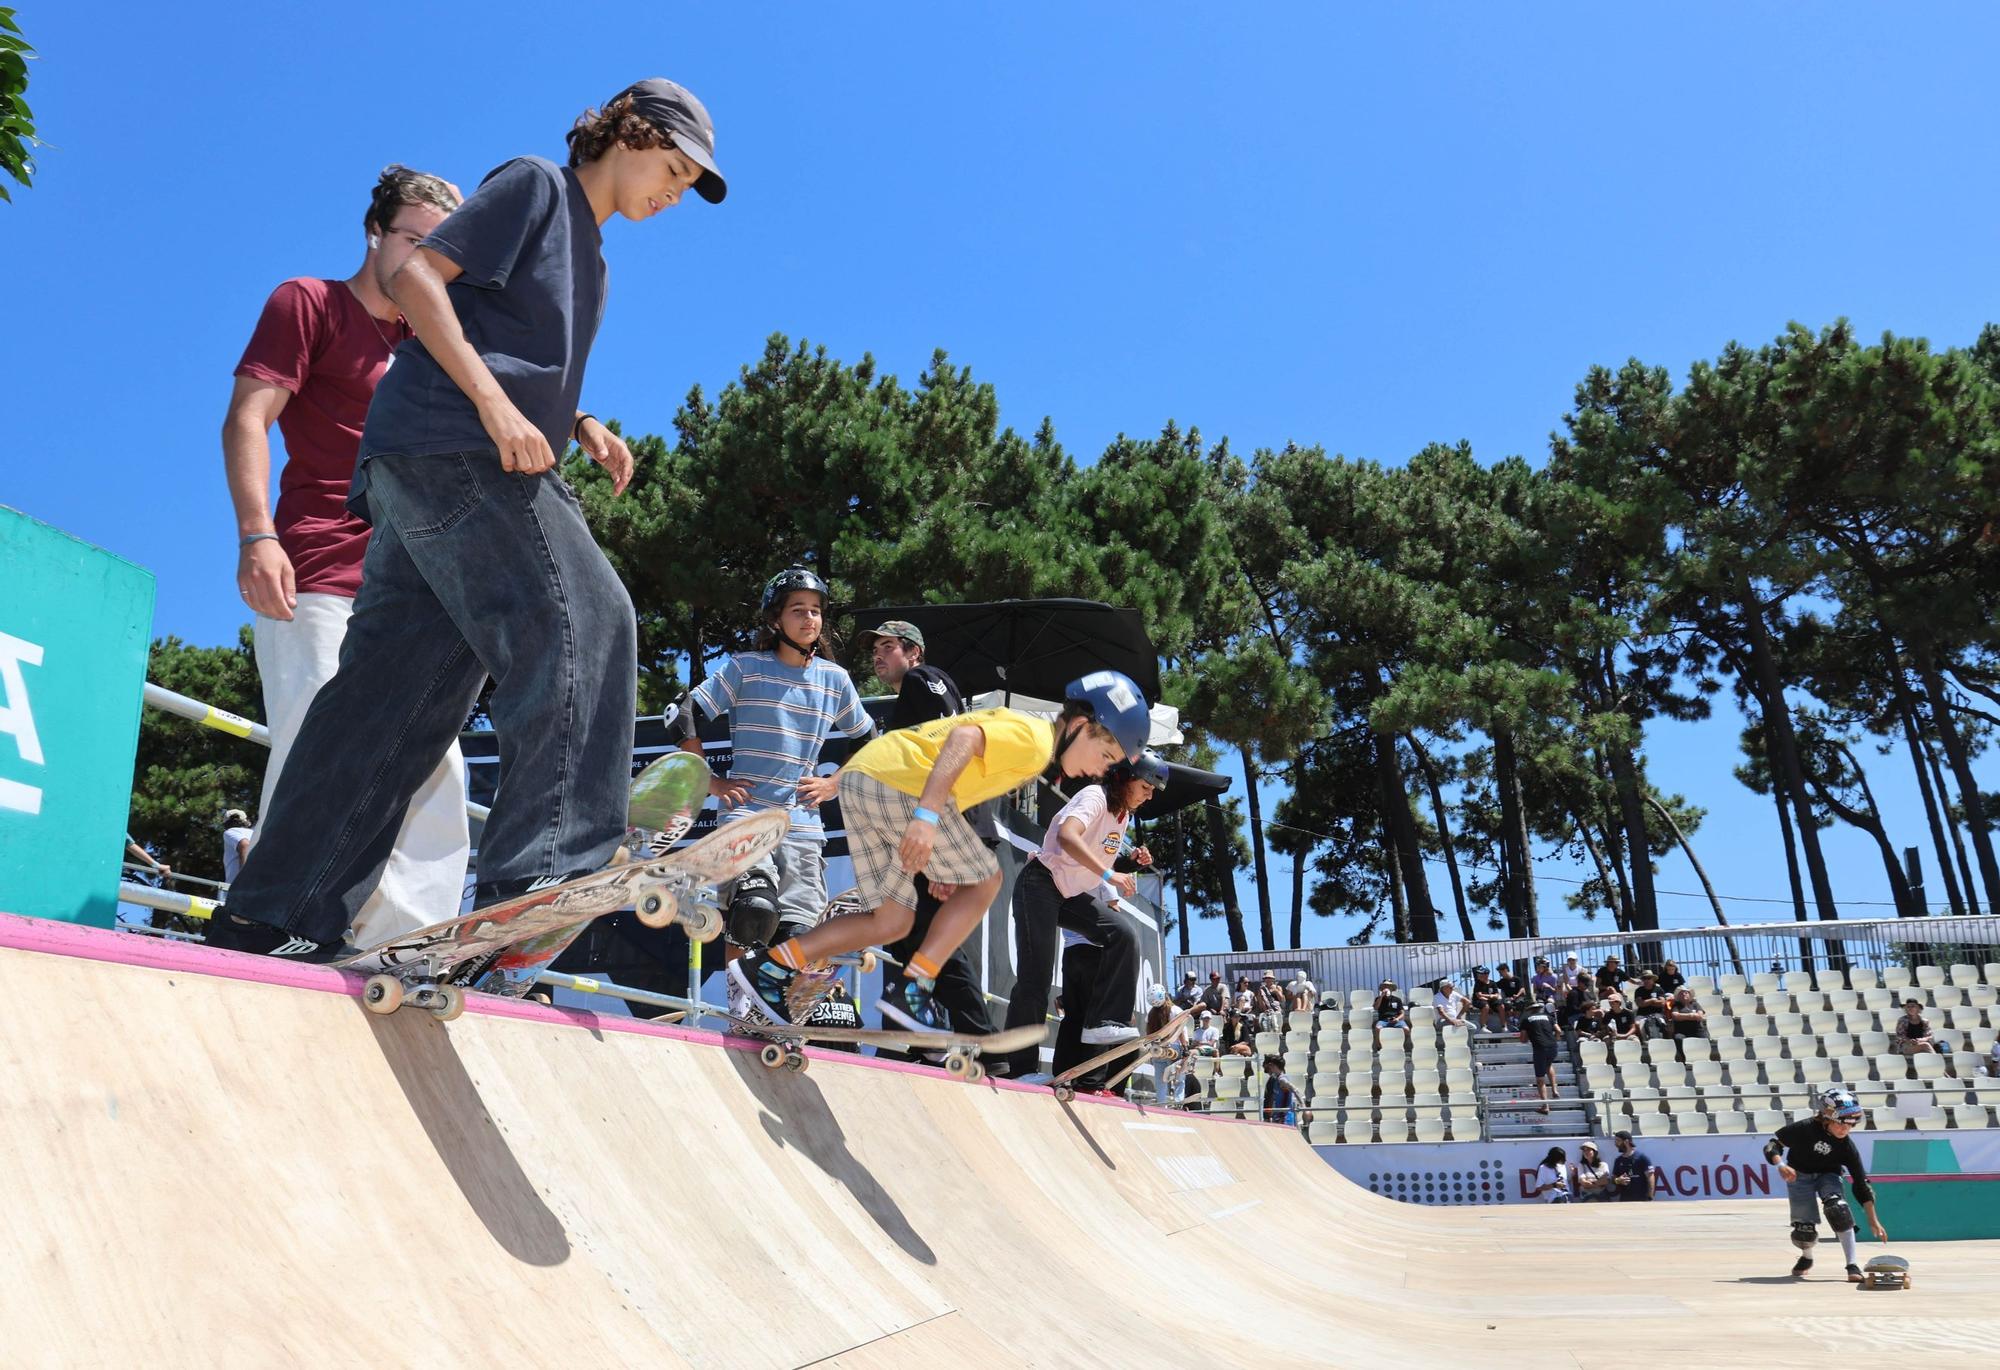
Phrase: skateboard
[
  {"left": 1858, "top": 1255, "right": 1910, "bottom": 1290},
  {"left": 725, "top": 1016, "right": 1045, "bottom": 1082},
  {"left": 340, "top": 806, "right": 788, "bottom": 1019},
  {"left": 1049, "top": 1008, "right": 1193, "bottom": 1103},
  {"left": 626, "top": 750, "right": 713, "bottom": 850}
]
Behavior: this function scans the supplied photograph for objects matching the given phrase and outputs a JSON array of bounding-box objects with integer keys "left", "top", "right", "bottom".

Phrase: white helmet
[
  {"left": 1818, "top": 1087, "right": 1863, "bottom": 1123},
  {"left": 1147, "top": 984, "right": 1168, "bottom": 1007}
]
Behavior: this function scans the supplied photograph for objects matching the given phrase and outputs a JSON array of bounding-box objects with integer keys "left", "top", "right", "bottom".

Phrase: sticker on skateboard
[
  {"left": 1049, "top": 1008, "right": 1194, "bottom": 1104},
  {"left": 340, "top": 805, "right": 787, "bottom": 1018},
  {"left": 725, "top": 1016, "right": 1044, "bottom": 1083},
  {"left": 1858, "top": 1255, "right": 1910, "bottom": 1290}
]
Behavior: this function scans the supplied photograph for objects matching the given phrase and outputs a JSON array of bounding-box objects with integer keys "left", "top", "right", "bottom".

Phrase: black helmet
[{"left": 760, "top": 567, "right": 828, "bottom": 620}]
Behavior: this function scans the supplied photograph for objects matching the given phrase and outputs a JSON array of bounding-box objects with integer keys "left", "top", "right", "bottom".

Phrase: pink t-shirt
[
  {"left": 1035, "top": 784, "right": 1130, "bottom": 898},
  {"left": 234, "top": 278, "right": 411, "bottom": 598}
]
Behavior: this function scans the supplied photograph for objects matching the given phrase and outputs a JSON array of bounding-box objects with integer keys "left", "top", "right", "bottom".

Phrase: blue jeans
[
  {"left": 228, "top": 452, "right": 637, "bottom": 943},
  {"left": 1786, "top": 1171, "right": 1849, "bottom": 1227}
]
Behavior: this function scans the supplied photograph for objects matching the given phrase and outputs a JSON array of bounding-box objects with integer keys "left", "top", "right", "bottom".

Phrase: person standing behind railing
[
  {"left": 221, "top": 808, "right": 255, "bottom": 885},
  {"left": 220, "top": 165, "right": 468, "bottom": 948}
]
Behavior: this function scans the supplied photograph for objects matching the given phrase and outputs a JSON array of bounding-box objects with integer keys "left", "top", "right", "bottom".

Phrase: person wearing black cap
[{"left": 212, "top": 79, "right": 726, "bottom": 958}]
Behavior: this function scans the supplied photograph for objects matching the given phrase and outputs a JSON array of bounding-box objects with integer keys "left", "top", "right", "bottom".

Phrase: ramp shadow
[
  {"left": 1056, "top": 1101, "right": 1117, "bottom": 1171},
  {"left": 364, "top": 1006, "right": 571, "bottom": 1267},
  {"left": 724, "top": 1049, "right": 937, "bottom": 1266}
]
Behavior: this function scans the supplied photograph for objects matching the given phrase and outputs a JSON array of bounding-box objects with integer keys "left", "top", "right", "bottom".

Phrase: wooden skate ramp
[{"left": 2, "top": 913, "right": 1995, "bottom": 1369}]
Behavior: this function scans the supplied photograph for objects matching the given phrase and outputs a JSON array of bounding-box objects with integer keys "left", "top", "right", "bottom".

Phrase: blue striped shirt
[{"left": 689, "top": 651, "right": 873, "bottom": 835}]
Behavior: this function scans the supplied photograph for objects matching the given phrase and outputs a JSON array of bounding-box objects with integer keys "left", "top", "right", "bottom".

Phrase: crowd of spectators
[
  {"left": 1528, "top": 1131, "right": 1658, "bottom": 1204},
  {"left": 1413, "top": 953, "right": 1709, "bottom": 1052},
  {"left": 1165, "top": 968, "right": 1319, "bottom": 1114}
]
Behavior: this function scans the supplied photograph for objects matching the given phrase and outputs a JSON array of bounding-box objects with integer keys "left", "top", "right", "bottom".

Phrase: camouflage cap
[{"left": 860, "top": 619, "right": 925, "bottom": 651}]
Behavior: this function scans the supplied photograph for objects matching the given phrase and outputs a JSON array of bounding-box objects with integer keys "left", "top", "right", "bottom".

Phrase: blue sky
[{"left": 6, "top": 3, "right": 1995, "bottom": 950}]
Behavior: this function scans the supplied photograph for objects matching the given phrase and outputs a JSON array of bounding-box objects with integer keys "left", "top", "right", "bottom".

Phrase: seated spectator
[
  {"left": 1987, "top": 1034, "right": 2000, "bottom": 1078},
  {"left": 1666, "top": 987, "right": 1707, "bottom": 1040},
  {"left": 1597, "top": 954, "right": 1628, "bottom": 991},
  {"left": 1174, "top": 971, "right": 1202, "bottom": 1009},
  {"left": 1572, "top": 1140, "right": 1614, "bottom": 1201},
  {"left": 1221, "top": 1008, "right": 1256, "bottom": 1057},
  {"left": 1190, "top": 1010, "right": 1221, "bottom": 1056},
  {"left": 1433, "top": 977, "right": 1472, "bottom": 1030},
  {"left": 1557, "top": 953, "right": 1582, "bottom": 994},
  {"left": 1262, "top": 1055, "right": 1301, "bottom": 1125},
  {"left": 1530, "top": 956, "right": 1560, "bottom": 1005},
  {"left": 1657, "top": 959, "right": 1686, "bottom": 995},
  {"left": 1372, "top": 979, "right": 1412, "bottom": 1046},
  {"left": 1529, "top": 1147, "right": 1571, "bottom": 1203},
  {"left": 1494, "top": 965, "right": 1523, "bottom": 1027},
  {"left": 1287, "top": 970, "right": 1317, "bottom": 1014},
  {"left": 1892, "top": 999, "right": 1937, "bottom": 1056},
  {"left": 1200, "top": 971, "right": 1227, "bottom": 1016},
  {"left": 1633, "top": 971, "right": 1672, "bottom": 1039},
  {"left": 1598, "top": 993, "right": 1641, "bottom": 1043},
  {"left": 1571, "top": 995, "right": 1606, "bottom": 1044},
  {"left": 1469, "top": 967, "right": 1506, "bottom": 1032},
  {"left": 1610, "top": 1129, "right": 1655, "bottom": 1200},
  {"left": 1560, "top": 972, "right": 1597, "bottom": 1032}
]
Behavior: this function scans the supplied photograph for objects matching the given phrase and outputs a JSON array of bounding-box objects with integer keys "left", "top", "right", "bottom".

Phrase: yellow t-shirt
[{"left": 843, "top": 707, "right": 1057, "bottom": 807}]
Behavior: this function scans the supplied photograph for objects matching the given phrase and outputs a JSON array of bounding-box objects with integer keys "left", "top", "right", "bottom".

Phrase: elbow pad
[
  {"left": 1763, "top": 1140, "right": 1784, "bottom": 1165},
  {"left": 663, "top": 694, "right": 703, "bottom": 745},
  {"left": 1850, "top": 1178, "right": 1873, "bottom": 1204}
]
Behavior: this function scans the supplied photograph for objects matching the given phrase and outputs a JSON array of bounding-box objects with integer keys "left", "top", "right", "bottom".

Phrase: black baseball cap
[{"left": 615, "top": 78, "right": 727, "bottom": 203}]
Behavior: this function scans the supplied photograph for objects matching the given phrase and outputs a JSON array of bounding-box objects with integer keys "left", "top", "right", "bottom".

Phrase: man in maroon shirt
[{"left": 222, "top": 165, "right": 467, "bottom": 946}]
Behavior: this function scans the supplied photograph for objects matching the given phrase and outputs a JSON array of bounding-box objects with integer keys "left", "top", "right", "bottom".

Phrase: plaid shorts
[{"left": 839, "top": 770, "right": 999, "bottom": 912}]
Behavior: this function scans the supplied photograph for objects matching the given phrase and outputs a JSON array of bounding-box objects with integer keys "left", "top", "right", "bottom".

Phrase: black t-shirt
[
  {"left": 1374, "top": 994, "right": 1406, "bottom": 1021},
  {"left": 358, "top": 157, "right": 606, "bottom": 485},
  {"left": 887, "top": 664, "right": 965, "bottom": 730},
  {"left": 1471, "top": 979, "right": 1500, "bottom": 1003},
  {"left": 803, "top": 994, "right": 863, "bottom": 1053},
  {"left": 1495, "top": 972, "right": 1521, "bottom": 1000},
  {"left": 1611, "top": 1150, "right": 1654, "bottom": 1199},
  {"left": 1772, "top": 1119, "right": 1870, "bottom": 1193},
  {"left": 1633, "top": 984, "right": 1669, "bottom": 1016},
  {"left": 1603, "top": 1008, "right": 1638, "bottom": 1037},
  {"left": 1520, "top": 1005, "right": 1560, "bottom": 1051},
  {"left": 1895, "top": 1015, "right": 1931, "bottom": 1041},
  {"left": 1563, "top": 986, "right": 1596, "bottom": 1021},
  {"left": 1657, "top": 972, "right": 1685, "bottom": 994}
]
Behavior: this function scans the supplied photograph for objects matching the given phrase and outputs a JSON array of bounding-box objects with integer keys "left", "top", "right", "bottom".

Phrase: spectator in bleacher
[
  {"left": 1598, "top": 992, "right": 1642, "bottom": 1044},
  {"left": 1610, "top": 1130, "right": 1656, "bottom": 1200},
  {"left": 1494, "top": 964, "right": 1523, "bottom": 1028},
  {"left": 1221, "top": 1006, "right": 1257, "bottom": 1057},
  {"left": 1667, "top": 987, "right": 1707, "bottom": 1041},
  {"left": 1262, "top": 1055, "right": 1301, "bottom": 1125},
  {"left": 1200, "top": 971, "right": 1227, "bottom": 1016},
  {"left": 1519, "top": 993, "right": 1561, "bottom": 1114},
  {"left": 1286, "top": 971, "right": 1317, "bottom": 1015},
  {"left": 1191, "top": 1009, "right": 1221, "bottom": 1056},
  {"left": 1372, "top": 979, "right": 1412, "bottom": 1047},
  {"left": 1530, "top": 956, "right": 1559, "bottom": 1005},
  {"left": 1529, "top": 1147, "right": 1571, "bottom": 1203},
  {"left": 1658, "top": 960, "right": 1686, "bottom": 995},
  {"left": 1597, "top": 954, "right": 1628, "bottom": 991},
  {"left": 1573, "top": 1140, "right": 1614, "bottom": 1202},
  {"left": 1987, "top": 1034, "right": 2000, "bottom": 1078},
  {"left": 1469, "top": 967, "right": 1506, "bottom": 1032},
  {"left": 1634, "top": 971, "right": 1672, "bottom": 1040},
  {"left": 1433, "top": 977, "right": 1472, "bottom": 1030},
  {"left": 1146, "top": 990, "right": 1190, "bottom": 1105},
  {"left": 1892, "top": 999, "right": 1938, "bottom": 1056},
  {"left": 1557, "top": 953, "right": 1582, "bottom": 994},
  {"left": 1174, "top": 971, "right": 1201, "bottom": 1009},
  {"left": 1572, "top": 995, "right": 1607, "bottom": 1045},
  {"left": 1561, "top": 972, "right": 1598, "bottom": 1036}
]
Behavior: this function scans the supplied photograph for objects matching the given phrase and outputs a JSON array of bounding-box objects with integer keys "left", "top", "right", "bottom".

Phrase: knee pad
[
  {"left": 725, "top": 871, "right": 780, "bottom": 947},
  {"left": 1823, "top": 1196, "right": 1855, "bottom": 1234},
  {"left": 1790, "top": 1221, "right": 1818, "bottom": 1252}
]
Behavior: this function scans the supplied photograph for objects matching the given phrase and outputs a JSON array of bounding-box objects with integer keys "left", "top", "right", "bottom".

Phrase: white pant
[{"left": 253, "top": 593, "right": 469, "bottom": 946}]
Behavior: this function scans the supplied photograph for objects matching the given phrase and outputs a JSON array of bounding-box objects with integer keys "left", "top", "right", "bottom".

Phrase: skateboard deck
[
  {"left": 725, "top": 1015, "right": 1044, "bottom": 1082},
  {"left": 341, "top": 807, "right": 787, "bottom": 1017},
  {"left": 1050, "top": 1008, "right": 1193, "bottom": 1103},
  {"left": 1859, "top": 1255, "right": 1910, "bottom": 1290},
  {"left": 626, "top": 750, "right": 712, "bottom": 849}
]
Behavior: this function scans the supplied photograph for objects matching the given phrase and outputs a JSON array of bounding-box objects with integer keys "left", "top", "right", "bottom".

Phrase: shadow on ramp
[
  {"left": 1056, "top": 1099, "right": 1117, "bottom": 1171},
  {"left": 725, "top": 1048, "right": 937, "bottom": 1266},
  {"left": 365, "top": 1006, "right": 570, "bottom": 1267}
]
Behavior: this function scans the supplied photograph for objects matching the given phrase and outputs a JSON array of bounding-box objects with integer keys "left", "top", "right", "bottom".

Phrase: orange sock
[
  {"left": 769, "top": 939, "right": 807, "bottom": 971},
  {"left": 906, "top": 952, "right": 942, "bottom": 984}
]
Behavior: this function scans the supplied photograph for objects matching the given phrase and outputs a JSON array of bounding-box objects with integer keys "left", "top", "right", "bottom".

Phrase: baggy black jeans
[
  {"left": 228, "top": 452, "right": 637, "bottom": 944},
  {"left": 998, "top": 858, "right": 1138, "bottom": 1078}
]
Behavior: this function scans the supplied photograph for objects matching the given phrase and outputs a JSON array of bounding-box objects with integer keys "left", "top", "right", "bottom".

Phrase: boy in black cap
[{"left": 215, "top": 80, "right": 726, "bottom": 957}]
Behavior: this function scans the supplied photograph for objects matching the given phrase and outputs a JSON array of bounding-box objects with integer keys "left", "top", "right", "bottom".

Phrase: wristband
[
  {"left": 572, "top": 412, "right": 596, "bottom": 442},
  {"left": 911, "top": 806, "right": 940, "bottom": 826},
  {"left": 239, "top": 532, "right": 280, "bottom": 548}
]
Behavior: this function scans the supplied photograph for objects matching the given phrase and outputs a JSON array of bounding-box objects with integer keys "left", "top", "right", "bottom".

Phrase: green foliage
[
  {"left": 0, "top": 9, "right": 39, "bottom": 203},
  {"left": 128, "top": 631, "right": 265, "bottom": 879}
]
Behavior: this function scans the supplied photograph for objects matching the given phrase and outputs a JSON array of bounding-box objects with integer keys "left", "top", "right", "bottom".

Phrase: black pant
[
  {"left": 548, "top": 912, "right": 700, "bottom": 1019},
  {"left": 999, "top": 861, "right": 1139, "bottom": 1078},
  {"left": 883, "top": 872, "right": 994, "bottom": 1046},
  {"left": 1050, "top": 942, "right": 1109, "bottom": 1090}
]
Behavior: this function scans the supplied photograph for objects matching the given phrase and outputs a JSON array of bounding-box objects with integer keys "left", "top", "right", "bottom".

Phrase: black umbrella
[
  {"left": 1136, "top": 761, "right": 1232, "bottom": 820},
  {"left": 848, "top": 599, "right": 1160, "bottom": 703}
]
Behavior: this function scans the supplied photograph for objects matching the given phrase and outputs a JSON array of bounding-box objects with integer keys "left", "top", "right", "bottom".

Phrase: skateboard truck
[
  {"left": 361, "top": 956, "right": 466, "bottom": 1022},
  {"left": 1858, "top": 1255, "right": 1910, "bottom": 1291}
]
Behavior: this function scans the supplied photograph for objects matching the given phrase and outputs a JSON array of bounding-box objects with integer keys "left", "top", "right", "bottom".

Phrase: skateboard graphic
[
  {"left": 340, "top": 754, "right": 783, "bottom": 1018},
  {"left": 1858, "top": 1255, "right": 1910, "bottom": 1290},
  {"left": 1049, "top": 1008, "right": 1193, "bottom": 1104},
  {"left": 726, "top": 1016, "right": 1045, "bottom": 1083}
]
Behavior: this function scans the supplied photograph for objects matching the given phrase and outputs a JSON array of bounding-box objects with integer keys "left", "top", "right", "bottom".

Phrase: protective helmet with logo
[
  {"left": 1818, "top": 1087, "right": 1863, "bottom": 1123},
  {"left": 760, "top": 566, "right": 828, "bottom": 620},
  {"left": 1063, "top": 670, "right": 1151, "bottom": 761},
  {"left": 1117, "top": 749, "right": 1170, "bottom": 790},
  {"left": 1148, "top": 984, "right": 1168, "bottom": 1007}
]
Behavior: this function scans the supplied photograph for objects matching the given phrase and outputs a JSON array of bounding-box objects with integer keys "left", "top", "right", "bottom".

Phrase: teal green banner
[{"left": 0, "top": 506, "right": 156, "bottom": 927}]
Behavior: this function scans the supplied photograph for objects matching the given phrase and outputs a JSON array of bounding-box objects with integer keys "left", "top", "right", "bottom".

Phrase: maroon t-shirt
[{"left": 234, "top": 278, "right": 411, "bottom": 597}]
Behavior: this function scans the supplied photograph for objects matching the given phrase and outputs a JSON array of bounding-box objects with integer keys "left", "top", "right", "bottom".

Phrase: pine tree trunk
[
  {"left": 1381, "top": 809, "right": 1411, "bottom": 944},
  {"left": 1289, "top": 846, "right": 1306, "bottom": 949},
  {"left": 1769, "top": 781, "right": 1816, "bottom": 969},
  {"left": 1495, "top": 729, "right": 1538, "bottom": 938},
  {"left": 1608, "top": 746, "right": 1659, "bottom": 931},
  {"left": 1737, "top": 581, "right": 1841, "bottom": 919},
  {"left": 1409, "top": 738, "right": 1475, "bottom": 941},
  {"left": 1205, "top": 800, "right": 1248, "bottom": 951},
  {"left": 1242, "top": 748, "right": 1276, "bottom": 950},
  {"left": 1916, "top": 649, "right": 2000, "bottom": 912},
  {"left": 1572, "top": 812, "right": 1629, "bottom": 931},
  {"left": 1894, "top": 685, "right": 1966, "bottom": 915},
  {"left": 1805, "top": 769, "right": 1917, "bottom": 916},
  {"left": 1174, "top": 811, "right": 1191, "bottom": 956},
  {"left": 1923, "top": 733, "right": 1983, "bottom": 917},
  {"left": 1375, "top": 734, "right": 1438, "bottom": 941}
]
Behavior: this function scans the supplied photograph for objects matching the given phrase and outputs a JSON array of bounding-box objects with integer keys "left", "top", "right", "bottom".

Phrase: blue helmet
[
  {"left": 761, "top": 566, "right": 828, "bottom": 619},
  {"left": 1064, "top": 670, "right": 1151, "bottom": 760},
  {"left": 1119, "top": 749, "right": 1171, "bottom": 790},
  {"left": 1819, "top": 1087, "right": 1863, "bottom": 1123}
]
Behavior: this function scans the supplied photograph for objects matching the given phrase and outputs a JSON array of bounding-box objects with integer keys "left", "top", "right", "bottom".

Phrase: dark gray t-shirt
[{"left": 352, "top": 155, "right": 606, "bottom": 516}]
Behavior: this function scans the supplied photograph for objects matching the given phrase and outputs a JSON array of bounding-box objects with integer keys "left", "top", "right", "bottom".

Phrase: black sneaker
[
  {"left": 1791, "top": 1255, "right": 1814, "bottom": 1277},
  {"left": 727, "top": 951, "right": 797, "bottom": 1026},
  {"left": 877, "top": 977, "right": 951, "bottom": 1034},
  {"left": 1845, "top": 1264, "right": 1864, "bottom": 1283},
  {"left": 202, "top": 913, "right": 344, "bottom": 963}
]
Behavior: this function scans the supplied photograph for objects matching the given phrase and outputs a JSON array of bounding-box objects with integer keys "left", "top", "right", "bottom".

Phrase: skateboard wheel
[
  {"left": 760, "top": 1043, "right": 787, "bottom": 1070},
  {"left": 362, "top": 975, "right": 404, "bottom": 1015},
  {"left": 944, "top": 1053, "right": 971, "bottom": 1079},
  {"left": 966, "top": 1062, "right": 986, "bottom": 1084},
  {"left": 634, "top": 885, "right": 676, "bottom": 929},
  {"left": 431, "top": 986, "right": 466, "bottom": 1022},
  {"left": 1054, "top": 1084, "right": 1076, "bottom": 1103},
  {"left": 685, "top": 903, "right": 723, "bottom": 943},
  {"left": 787, "top": 1051, "right": 807, "bottom": 1073},
  {"left": 857, "top": 951, "right": 878, "bottom": 973}
]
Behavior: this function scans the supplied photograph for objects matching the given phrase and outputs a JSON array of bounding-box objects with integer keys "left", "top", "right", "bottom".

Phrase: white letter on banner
[{"left": 0, "top": 630, "right": 47, "bottom": 815}]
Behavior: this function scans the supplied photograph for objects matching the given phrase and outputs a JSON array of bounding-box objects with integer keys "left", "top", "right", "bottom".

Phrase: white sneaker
[
  {"left": 1080, "top": 1021, "right": 1140, "bottom": 1046},
  {"left": 1015, "top": 1071, "right": 1054, "bottom": 1086}
]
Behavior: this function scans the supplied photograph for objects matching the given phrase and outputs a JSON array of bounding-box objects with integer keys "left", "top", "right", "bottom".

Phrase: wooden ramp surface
[{"left": 2, "top": 912, "right": 1995, "bottom": 1369}]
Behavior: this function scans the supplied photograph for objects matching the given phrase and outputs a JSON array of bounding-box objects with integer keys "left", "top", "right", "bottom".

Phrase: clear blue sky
[{"left": 6, "top": 3, "right": 1995, "bottom": 950}]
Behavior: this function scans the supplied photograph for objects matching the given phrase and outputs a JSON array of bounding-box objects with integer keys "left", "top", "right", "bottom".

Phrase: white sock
[{"left": 1837, "top": 1228, "right": 1858, "bottom": 1263}]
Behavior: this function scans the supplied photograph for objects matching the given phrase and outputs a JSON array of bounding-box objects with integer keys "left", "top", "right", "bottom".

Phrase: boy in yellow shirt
[{"left": 729, "top": 671, "right": 1151, "bottom": 1033}]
